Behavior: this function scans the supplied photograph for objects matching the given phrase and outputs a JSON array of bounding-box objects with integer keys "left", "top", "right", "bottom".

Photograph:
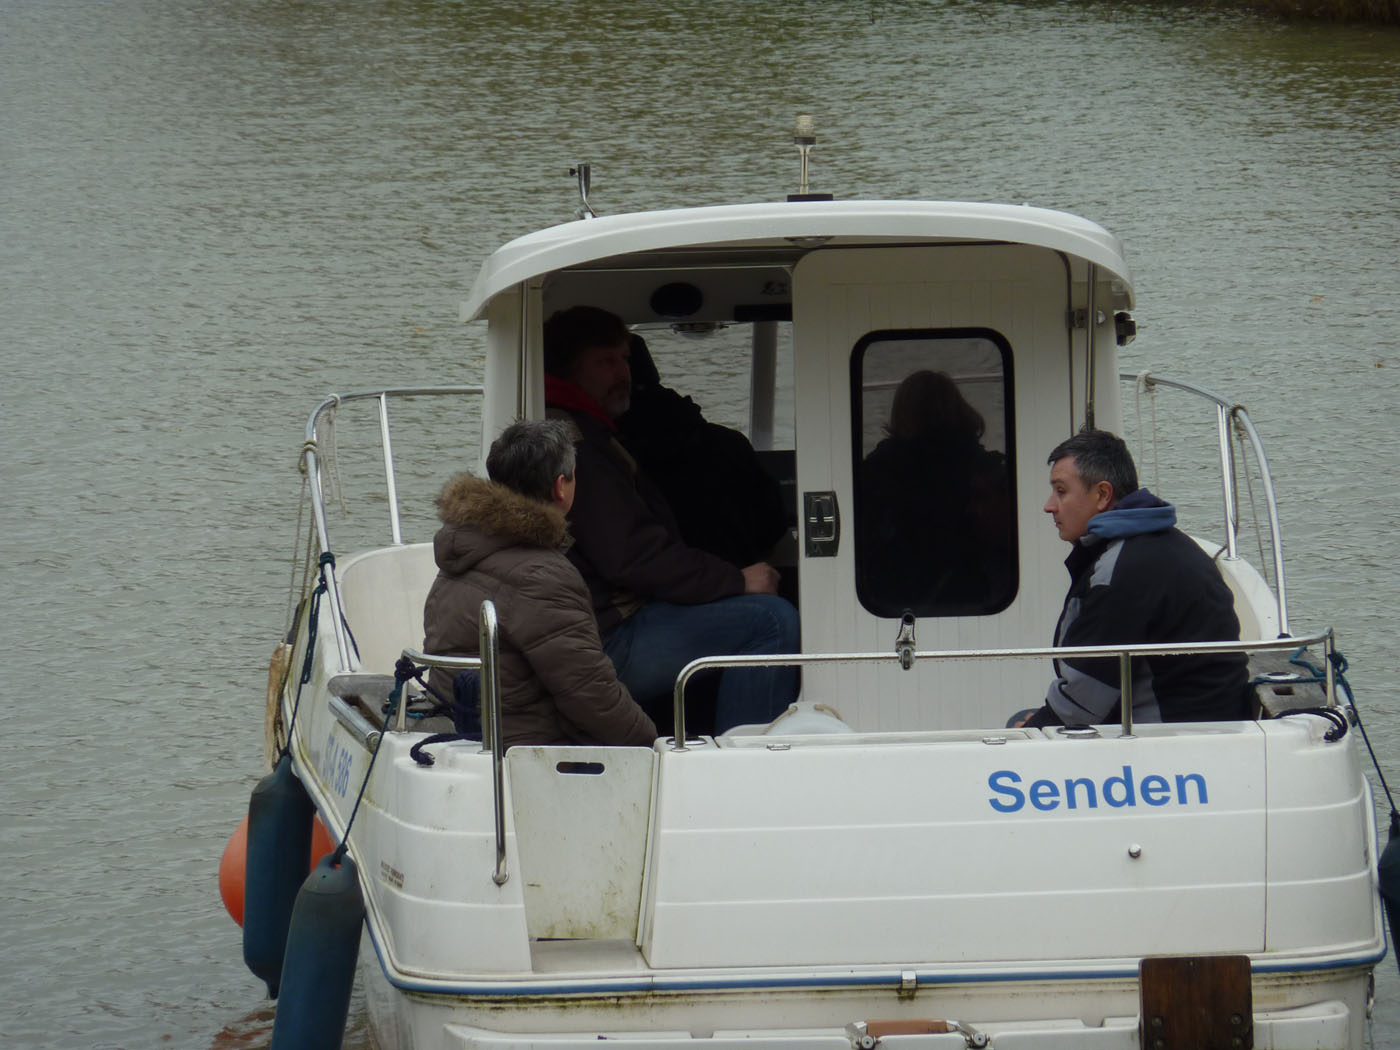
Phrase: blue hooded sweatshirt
[{"left": 1085, "top": 487, "right": 1176, "bottom": 540}]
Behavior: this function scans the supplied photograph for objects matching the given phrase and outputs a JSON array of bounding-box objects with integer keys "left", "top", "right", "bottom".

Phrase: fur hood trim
[{"left": 435, "top": 473, "right": 567, "bottom": 549}]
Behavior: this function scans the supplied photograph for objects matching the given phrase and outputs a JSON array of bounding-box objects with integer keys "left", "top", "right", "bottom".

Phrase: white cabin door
[{"left": 792, "top": 244, "right": 1076, "bottom": 732}]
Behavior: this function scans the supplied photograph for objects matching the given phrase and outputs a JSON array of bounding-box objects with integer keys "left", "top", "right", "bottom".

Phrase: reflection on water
[
  {"left": 3, "top": 1, "right": 1397, "bottom": 1048},
  {"left": 206, "top": 1004, "right": 275, "bottom": 1050}
]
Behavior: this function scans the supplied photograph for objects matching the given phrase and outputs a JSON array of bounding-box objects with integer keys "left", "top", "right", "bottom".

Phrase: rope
[
  {"left": 1133, "top": 371, "right": 1161, "bottom": 495},
  {"left": 285, "top": 470, "right": 313, "bottom": 639},
  {"left": 378, "top": 656, "right": 458, "bottom": 765},
  {"left": 1285, "top": 648, "right": 1397, "bottom": 817},
  {"left": 388, "top": 655, "right": 452, "bottom": 712},
  {"left": 409, "top": 732, "right": 475, "bottom": 767},
  {"left": 278, "top": 552, "right": 335, "bottom": 761},
  {"left": 321, "top": 397, "right": 349, "bottom": 518},
  {"left": 332, "top": 655, "right": 416, "bottom": 861},
  {"left": 1233, "top": 415, "right": 1269, "bottom": 583},
  {"left": 1272, "top": 706, "right": 1348, "bottom": 742}
]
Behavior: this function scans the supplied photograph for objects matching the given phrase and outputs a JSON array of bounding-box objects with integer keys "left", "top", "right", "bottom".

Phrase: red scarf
[{"left": 545, "top": 374, "right": 617, "bottom": 431}]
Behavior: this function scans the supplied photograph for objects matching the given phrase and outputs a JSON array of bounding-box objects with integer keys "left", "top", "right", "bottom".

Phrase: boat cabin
[{"left": 457, "top": 199, "right": 1258, "bottom": 733}]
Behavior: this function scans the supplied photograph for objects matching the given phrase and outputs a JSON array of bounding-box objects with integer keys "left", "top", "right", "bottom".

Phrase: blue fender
[
  {"left": 1379, "top": 812, "right": 1400, "bottom": 972},
  {"left": 242, "top": 753, "right": 314, "bottom": 997},
  {"left": 270, "top": 852, "right": 366, "bottom": 1050}
]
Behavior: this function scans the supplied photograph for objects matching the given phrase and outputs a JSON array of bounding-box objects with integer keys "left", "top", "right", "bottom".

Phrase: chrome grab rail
[
  {"left": 479, "top": 602, "right": 509, "bottom": 886},
  {"left": 298, "top": 386, "right": 484, "bottom": 672},
  {"left": 670, "top": 629, "right": 1334, "bottom": 750},
  {"left": 401, "top": 597, "right": 508, "bottom": 888},
  {"left": 1119, "top": 371, "right": 1288, "bottom": 635}
]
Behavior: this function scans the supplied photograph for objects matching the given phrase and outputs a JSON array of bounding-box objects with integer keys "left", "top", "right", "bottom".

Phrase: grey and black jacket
[{"left": 1036, "top": 489, "right": 1251, "bottom": 726}]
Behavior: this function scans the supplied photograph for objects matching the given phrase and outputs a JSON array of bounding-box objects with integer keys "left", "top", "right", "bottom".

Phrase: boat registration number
[{"left": 323, "top": 732, "right": 354, "bottom": 798}]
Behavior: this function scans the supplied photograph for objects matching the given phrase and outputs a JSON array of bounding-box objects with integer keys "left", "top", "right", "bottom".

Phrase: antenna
[{"left": 569, "top": 164, "right": 596, "bottom": 219}]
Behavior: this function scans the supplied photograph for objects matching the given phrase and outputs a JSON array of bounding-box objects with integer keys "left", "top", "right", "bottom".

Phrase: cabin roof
[{"left": 461, "top": 199, "right": 1134, "bottom": 321}]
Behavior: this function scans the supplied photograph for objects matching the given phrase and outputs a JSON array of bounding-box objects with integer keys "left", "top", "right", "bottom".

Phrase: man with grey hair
[
  {"left": 422, "top": 419, "right": 657, "bottom": 748},
  {"left": 1016, "top": 428, "right": 1250, "bottom": 728}
]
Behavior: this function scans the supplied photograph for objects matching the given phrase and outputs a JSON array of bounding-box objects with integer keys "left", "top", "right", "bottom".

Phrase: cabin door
[{"left": 791, "top": 244, "right": 1076, "bottom": 731}]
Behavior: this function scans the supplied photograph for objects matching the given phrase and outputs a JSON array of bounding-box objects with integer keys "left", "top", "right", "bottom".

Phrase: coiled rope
[{"left": 1276, "top": 646, "right": 1394, "bottom": 817}]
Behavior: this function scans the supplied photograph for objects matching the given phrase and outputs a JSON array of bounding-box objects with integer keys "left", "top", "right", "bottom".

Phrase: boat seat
[{"left": 337, "top": 543, "right": 440, "bottom": 676}]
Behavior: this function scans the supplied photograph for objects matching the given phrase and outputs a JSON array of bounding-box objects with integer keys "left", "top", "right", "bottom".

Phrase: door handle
[{"left": 803, "top": 491, "right": 840, "bottom": 557}]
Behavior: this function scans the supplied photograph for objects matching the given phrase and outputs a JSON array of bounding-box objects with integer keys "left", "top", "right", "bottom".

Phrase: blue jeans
[{"left": 603, "top": 595, "right": 800, "bottom": 735}]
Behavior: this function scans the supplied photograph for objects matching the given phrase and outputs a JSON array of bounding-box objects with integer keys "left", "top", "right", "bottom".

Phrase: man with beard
[{"left": 542, "top": 306, "right": 799, "bottom": 735}]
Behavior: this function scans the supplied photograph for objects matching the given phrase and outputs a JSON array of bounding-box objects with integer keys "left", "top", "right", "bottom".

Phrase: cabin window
[{"left": 850, "top": 329, "right": 1018, "bottom": 618}]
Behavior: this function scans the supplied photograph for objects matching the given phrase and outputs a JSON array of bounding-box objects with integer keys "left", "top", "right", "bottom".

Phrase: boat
[{"left": 248, "top": 132, "right": 1388, "bottom": 1049}]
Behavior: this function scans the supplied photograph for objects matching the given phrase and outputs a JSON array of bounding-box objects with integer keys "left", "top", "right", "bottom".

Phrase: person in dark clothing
[
  {"left": 541, "top": 306, "right": 799, "bottom": 734},
  {"left": 1017, "top": 429, "right": 1250, "bottom": 728},
  {"left": 422, "top": 419, "right": 657, "bottom": 749},
  {"left": 616, "top": 334, "right": 791, "bottom": 570}
]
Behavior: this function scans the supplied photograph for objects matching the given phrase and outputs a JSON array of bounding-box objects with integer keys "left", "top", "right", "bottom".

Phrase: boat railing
[
  {"left": 668, "top": 629, "right": 1336, "bottom": 750},
  {"left": 299, "top": 386, "right": 484, "bottom": 671},
  {"left": 400, "top": 625, "right": 1334, "bottom": 885},
  {"left": 1119, "top": 371, "right": 1288, "bottom": 634},
  {"left": 401, "top": 599, "right": 508, "bottom": 887}
]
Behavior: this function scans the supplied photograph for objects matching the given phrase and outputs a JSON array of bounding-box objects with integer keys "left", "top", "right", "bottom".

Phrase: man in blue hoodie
[{"left": 1018, "top": 429, "right": 1251, "bottom": 727}]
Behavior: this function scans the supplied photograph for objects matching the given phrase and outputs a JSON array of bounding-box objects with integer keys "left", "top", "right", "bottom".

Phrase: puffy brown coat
[{"left": 421, "top": 473, "right": 657, "bottom": 748}]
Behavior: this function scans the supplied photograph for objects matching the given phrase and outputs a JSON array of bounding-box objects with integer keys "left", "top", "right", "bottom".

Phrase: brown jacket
[{"left": 421, "top": 473, "right": 656, "bottom": 748}]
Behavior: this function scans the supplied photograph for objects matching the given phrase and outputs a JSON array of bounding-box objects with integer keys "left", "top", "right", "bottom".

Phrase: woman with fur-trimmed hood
[{"left": 422, "top": 420, "right": 656, "bottom": 748}]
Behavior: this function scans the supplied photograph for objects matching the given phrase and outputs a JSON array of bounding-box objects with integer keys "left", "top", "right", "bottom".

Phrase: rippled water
[{"left": 3, "top": 2, "right": 1398, "bottom": 1047}]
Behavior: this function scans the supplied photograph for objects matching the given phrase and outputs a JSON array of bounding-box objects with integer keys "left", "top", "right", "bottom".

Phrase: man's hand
[{"left": 741, "top": 562, "right": 781, "bottom": 595}]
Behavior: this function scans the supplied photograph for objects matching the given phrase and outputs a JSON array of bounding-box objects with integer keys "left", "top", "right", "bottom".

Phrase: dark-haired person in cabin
[
  {"left": 541, "top": 305, "right": 799, "bottom": 734},
  {"left": 616, "top": 332, "right": 791, "bottom": 571},
  {"left": 422, "top": 419, "right": 656, "bottom": 749},
  {"left": 1016, "top": 428, "right": 1251, "bottom": 728},
  {"left": 857, "top": 370, "right": 1014, "bottom": 612}
]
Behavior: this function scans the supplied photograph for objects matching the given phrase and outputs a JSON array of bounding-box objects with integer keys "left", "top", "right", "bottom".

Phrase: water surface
[{"left": 3, "top": 2, "right": 1397, "bottom": 1046}]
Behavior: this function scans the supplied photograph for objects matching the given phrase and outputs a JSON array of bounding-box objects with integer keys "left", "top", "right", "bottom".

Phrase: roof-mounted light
[{"left": 789, "top": 113, "right": 833, "bottom": 203}]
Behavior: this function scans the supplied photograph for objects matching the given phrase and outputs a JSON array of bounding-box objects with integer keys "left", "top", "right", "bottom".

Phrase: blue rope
[
  {"left": 277, "top": 553, "right": 335, "bottom": 760},
  {"left": 332, "top": 656, "right": 416, "bottom": 862},
  {"left": 1286, "top": 647, "right": 1395, "bottom": 816},
  {"left": 383, "top": 656, "right": 452, "bottom": 722}
]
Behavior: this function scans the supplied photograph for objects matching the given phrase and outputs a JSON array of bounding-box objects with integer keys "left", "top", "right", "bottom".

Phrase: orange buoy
[
  {"left": 219, "top": 812, "right": 339, "bottom": 929},
  {"left": 309, "top": 813, "right": 335, "bottom": 868},
  {"left": 219, "top": 814, "right": 250, "bottom": 926}
]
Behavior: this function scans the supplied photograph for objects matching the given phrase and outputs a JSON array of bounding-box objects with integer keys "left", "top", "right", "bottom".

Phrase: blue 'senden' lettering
[
  {"left": 988, "top": 770, "right": 1024, "bottom": 813},
  {"left": 988, "top": 765, "right": 1210, "bottom": 813}
]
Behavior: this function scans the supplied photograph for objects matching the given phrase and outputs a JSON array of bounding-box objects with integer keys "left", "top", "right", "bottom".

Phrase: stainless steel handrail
[
  {"left": 1120, "top": 371, "right": 1289, "bottom": 634},
  {"left": 298, "top": 386, "right": 484, "bottom": 673},
  {"left": 401, "top": 626, "right": 1331, "bottom": 883},
  {"left": 669, "top": 629, "right": 1334, "bottom": 750},
  {"left": 479, "top": 602, "right": 508, "bottom": 886},
  {"left": 377, "top": 392, "right": 402, "bottom": 546},
  {"left": 401, "top": 600, "right": 509, "bottom": 888}
]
